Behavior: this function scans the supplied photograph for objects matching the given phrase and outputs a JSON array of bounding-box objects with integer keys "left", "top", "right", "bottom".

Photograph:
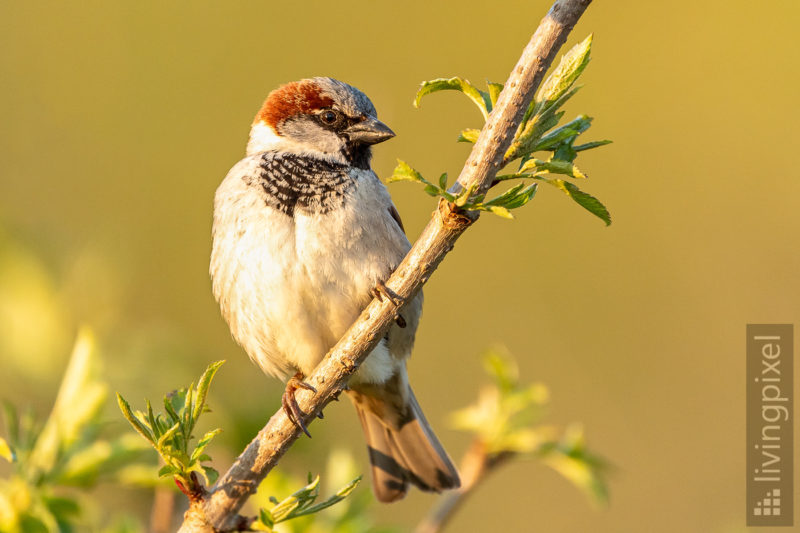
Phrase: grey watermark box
[{"left": 747, "top": 324, "right": 794, "bottom": 526}]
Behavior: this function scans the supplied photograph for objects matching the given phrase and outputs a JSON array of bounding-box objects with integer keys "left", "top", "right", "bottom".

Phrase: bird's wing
[{"left": 388, "top": 204, "right": 405, "bottom": 234}]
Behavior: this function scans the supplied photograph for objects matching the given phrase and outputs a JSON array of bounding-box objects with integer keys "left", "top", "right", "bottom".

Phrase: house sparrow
[{"left": 210, "top": 77, "right": 460, "bottom": 502}]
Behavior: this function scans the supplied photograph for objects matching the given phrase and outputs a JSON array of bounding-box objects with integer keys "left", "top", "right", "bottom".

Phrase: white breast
[{"left": 210, "top": 155, "right": 414, "bottom": 385}]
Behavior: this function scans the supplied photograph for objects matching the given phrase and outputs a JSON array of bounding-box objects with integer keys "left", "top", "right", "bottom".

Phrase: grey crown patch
[{"left": 255, "top": 152, "right": 354, "bottom": 216}]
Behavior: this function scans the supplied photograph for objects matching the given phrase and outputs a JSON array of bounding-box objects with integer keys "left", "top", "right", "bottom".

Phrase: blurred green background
[{"left": 2, "top": 0, "right": 799, "bottom": 531}]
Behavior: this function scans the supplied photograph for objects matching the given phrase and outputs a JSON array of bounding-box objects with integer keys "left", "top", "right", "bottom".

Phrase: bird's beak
[{"left": 345, "top": 116, "right": 395, "bottom": 145}]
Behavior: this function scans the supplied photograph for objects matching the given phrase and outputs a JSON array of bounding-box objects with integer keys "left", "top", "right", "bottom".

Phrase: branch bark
[{"left": 181, "top": 1, "right": 593, "bottom": 530}]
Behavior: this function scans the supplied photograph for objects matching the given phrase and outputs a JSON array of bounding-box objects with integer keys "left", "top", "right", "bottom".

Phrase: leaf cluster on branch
[
  {"left": 117, "top": 361, "right": 225, "bottom": 499},
  {"left": 451, "top": 351, "right": 608, "bottom": 505},
  {"left": 389, "top": 35, "right": 611, "bottom": 224},
  {"left": 117, "top": 362, "right": 365, "bottom": 532}
]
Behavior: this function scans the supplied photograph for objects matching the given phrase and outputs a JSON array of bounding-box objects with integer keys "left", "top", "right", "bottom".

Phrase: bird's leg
[
  {"left": 281, "top": 372, "right": 317, "bottom": 438},
  {"left": 370, "top": 280, "right": 406, "bottom": 328}
]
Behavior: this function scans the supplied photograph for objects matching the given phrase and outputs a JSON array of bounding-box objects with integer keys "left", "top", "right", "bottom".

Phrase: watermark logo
[
  {"left": 753, "top": 488, "right": 782, "bottom": 517},
  {"left": 747, "top": 324, "right": 793, "bottom": 527}
]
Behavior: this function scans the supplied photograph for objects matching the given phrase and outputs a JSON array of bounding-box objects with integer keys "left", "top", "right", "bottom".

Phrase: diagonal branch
[{"left": 180, "top": 1, "right": 593, "bottom": 530}]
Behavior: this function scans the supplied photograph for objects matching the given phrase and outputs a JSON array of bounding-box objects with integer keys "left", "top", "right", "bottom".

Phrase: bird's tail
[{"left": 348, "top": 380, "right": 460, "bottom": 503}]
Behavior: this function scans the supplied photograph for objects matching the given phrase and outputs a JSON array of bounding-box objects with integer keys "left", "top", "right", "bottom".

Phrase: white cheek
[
  {"left": 247, "top": 120, "right": 347, "bottom": 165},
  {"left": 247, "top": 122, "right": 286, "bottom": 155}
]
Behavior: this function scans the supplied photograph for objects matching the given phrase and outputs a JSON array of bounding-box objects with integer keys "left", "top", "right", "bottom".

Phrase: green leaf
[
  {"left": 387, "top": 160, "right": 430, "bottom": 185},
  {"left": 193, "top": 360, "right": 224, "bottom": 423},
  {"left": 30, "top": 328, "right": 108, "bottom": 475},
  {"left": 454, "top": 182, "right": 478, "bottom": 207},
  {"left": 516, "top": 91, "right": 592, "bottom": 164},
  {"left": 202, "top": 465, "right": 219, "bottom": 485},
  {"left": 43, "top": 495, "right": 81, "bottom": 520},
  {"left": 527, "top": 85, "right": 580, "bottom": 128},
  {"left": 457, "top": 128, "right": 480, "bottom": 143},
  {"left": 183, "top": 384, "right": 194, "bottom": 440},
  {"left": 533, "top": 114, "right": 593, "bottom": 152},
  {"left": 495, "top": 428, "right": 547, "bottom": 454},
  {"left": 156, "top": 421, "right": 180, "bottom": 451},
  {"left": 56, "top": 433, "right": 150, "bottom": 486},
  {"left": 553, "top": 142, "right": 578, "bottom": 164},
  {"left": 494, "top": 172, "right": 533, "bottom": 182},
  {"left": 529, "top": 110, "right": 567, "bottom": 147},
  {"left": 164, "top": 390, "right": 184, "bottom": 424},
  {"left": 482, "top": 184, "right": 524, "bottom": 208},
  {"left": 488, "top": 81, "right": 503, "bottom": 108},
  {"left": 423, "top": 184, "right": 440, "bottom": 197},
  {"left": 503, "top": 183, "right": 538, "bottom": 209},
  {"left": 387, "top": 161, "right": 461, "bottom": 204},
  {"left": 548, "top": 179, "right": 611, "bottom": 225},
  {"left": 522, "top": 159, "right": 587, "bottom": 179},
  {"left": 506, "top": 110, "right": 564, "bottom": 162},
  {"left": 270, "top": 494, "right": 303, "bottom": 523},
  {"left": 146, "top": 400, "right": 159, "bottom": 438},
  {"left": 414, "top": 77, "right": 490, "bottom": 120},
  {"left": 574, "top": 139, "right": 613, "bottom": 151},
  {"left": 190, "top": 428, "right": 222, "bottom": 463},
  {"left": 158, "top": 464, "right": 179, "bottom": 478},
  {"left": 0, "top": 436, "right": 15, "bottom": 462},
  {"left": 536, "top": 34, "right": 592, "bottom": 107},
  {"left": 259, "top": 508, "right": 274, "bottom": 528},
  {"left": 290, "top": 475, "right": 362, "bottom": 518},
  {"left": 482, "top": 351, "right": 519, "bottom": 392},
  {"left": 334, "top": 475, "right": 362, "bottom": 498},
  {"left": 117, "top": 393, "right": 155, "bottom": 446},
  {"left": 541, "top": 425, "right": 610, "bottom": 506},
  {"left": 154, "top": 415, "right": 170, "bottom": 438},
  {"left": 488, "top": 206, "right": 514, "bottom": 219}
]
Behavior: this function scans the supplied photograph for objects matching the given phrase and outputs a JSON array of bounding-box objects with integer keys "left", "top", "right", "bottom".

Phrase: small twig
[
  {"left": 414, "top": 441, "right": 514, "bottom": 533},
  {"left": 179, "top": 1, "right": 593, "bottom": 530}
]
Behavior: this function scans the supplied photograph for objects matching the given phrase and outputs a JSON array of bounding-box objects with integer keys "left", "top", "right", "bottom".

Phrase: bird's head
[{"left": 247, "top": 77, "right": 394, "bottom": 169}]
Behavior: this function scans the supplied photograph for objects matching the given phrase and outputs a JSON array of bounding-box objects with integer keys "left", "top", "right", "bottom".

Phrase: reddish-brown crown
[{"left": 254, "top": 80, "right": 335, "bottom": 129}]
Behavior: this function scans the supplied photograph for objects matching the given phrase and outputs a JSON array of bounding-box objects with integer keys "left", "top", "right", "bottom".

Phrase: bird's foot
[
  {"left": 281, "top": 372, "right": 316, "bottom": 438},
  {"left": 370, "top": 280, "right": 402, "bottom": 306},
  {"left": 370, "top": 280, "right": 406, "bottom": 327}
]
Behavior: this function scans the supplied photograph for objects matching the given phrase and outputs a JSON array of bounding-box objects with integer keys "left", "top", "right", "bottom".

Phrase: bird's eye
[{"left": 319, "top": 110, "right": 339, "bottom": 125}]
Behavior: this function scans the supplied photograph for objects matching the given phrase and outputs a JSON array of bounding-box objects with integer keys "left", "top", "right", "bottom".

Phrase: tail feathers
[
  {"left": 357, "top": 408, "right": 409, "bottom": 502},
  {"left": 350, "top": 388, "right": 460, "bottom": 503}
]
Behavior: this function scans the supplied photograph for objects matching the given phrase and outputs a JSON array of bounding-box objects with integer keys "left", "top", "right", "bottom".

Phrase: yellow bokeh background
[{"left": 2, "top": 1, "right": 799, "bottom": 531}]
